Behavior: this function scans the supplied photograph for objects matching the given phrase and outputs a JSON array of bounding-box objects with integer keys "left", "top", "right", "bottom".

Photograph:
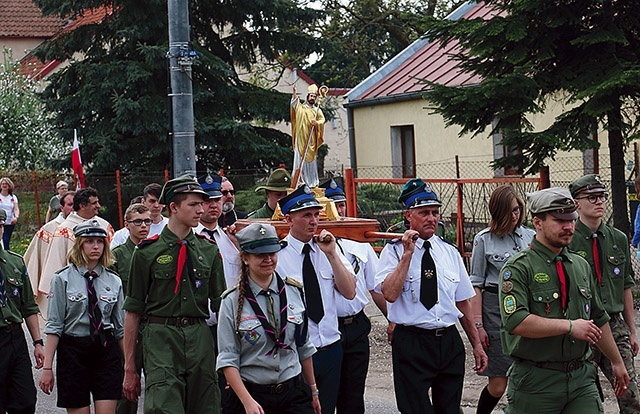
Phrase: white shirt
[
  {"left": 110, "top": 216, "right": 168, "bottom": 249},
  {"left": 193, "top": 223, "right": 241, "bottom": 287},
  {"left": 335, "top": 238, "right": 379, "bottom": 317},
  {"left": 276, "top": 234, "right": 355, "bottom": 348},
  {"left": 375, "top": 236, "right": 475, "bottom": 329}
]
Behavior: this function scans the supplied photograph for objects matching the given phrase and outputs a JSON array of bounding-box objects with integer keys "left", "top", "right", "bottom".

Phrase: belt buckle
[
  {"left": 435, "top": 328, "right": 446, "bottom": 337},
  {"left": 343, "top": 316, "right": 354, "bottom": 325},
  {"left": 274, "top": 383, "right": 285, "bottom": 394},
  {"left": 566, "top": 361, "right": 578, "bottom": 372},
  {"left": 179, "top": 317, "right": 190, "bottom": 327}
]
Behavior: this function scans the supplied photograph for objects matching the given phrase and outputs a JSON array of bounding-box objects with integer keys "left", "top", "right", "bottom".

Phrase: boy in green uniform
[
  {"left": 499, "top": 187, "right": 629, "bottom": 413},
  {"left": 122, "top": 175, "right": 226, "bottom": 414},
  {"left": 248, "top": 168, "right": 292, "bottom": 219},
  {"left": 0, "top": 209, "right": 44, "bottom": 414},
  {"left": 568, "top": 174, "right": 640, "bottom": 412},
  {"left": 112, "top": 203, "right": 150, "bottom": 414}
]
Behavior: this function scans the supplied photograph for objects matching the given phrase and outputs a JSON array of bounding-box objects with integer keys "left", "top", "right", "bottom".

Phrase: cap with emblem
[
  {"left": 236, "top": 223, "right": 287, "bottom": 254},
  {"left": 398, "top": 178, "right": 442, "bottom": 209},
  {"left": 74, "top": 219, "right": 107, "bottom": 238},
  {"left": 527, "top": 187, "right": 578, "bottom": 220},
  {"left": 278, "top": 185, "right": 323, "bottom": 215},
  {"left": 0, "top": 209, "right": 6, "bottom": 225},
  {"left": 319, "top": 178, "right": 346, "bottom": 202},
  {"left": 198, "top": 174, "right": 223, "bottom": 199},
  {"left": 569, "top": 174, "right": 606, "bottom": 198},
  {"left": 159, "top": 174, "right": 209, "bottom": 205},
  {"left": 255, "top": 169, "right": 292, "bottom": 192}
]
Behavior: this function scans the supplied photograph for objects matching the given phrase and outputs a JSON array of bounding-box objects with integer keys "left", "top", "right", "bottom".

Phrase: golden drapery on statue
[{"left": 291, "top": 84, "right": 327, "bottom": 188}]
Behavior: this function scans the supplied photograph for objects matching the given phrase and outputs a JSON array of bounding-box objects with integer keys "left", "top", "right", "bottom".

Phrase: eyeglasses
[
  {"left": 511, "top": 206, "right": 521, "bottom": 215},
  {"left": 127, "top": 219, "right": 152, "bottom": 227},
  {"left": 221, "top": 190, "right": 235, "bottom": 196},
  {"left": 575, "top": 193, "right": 608, "bottom": 204}
]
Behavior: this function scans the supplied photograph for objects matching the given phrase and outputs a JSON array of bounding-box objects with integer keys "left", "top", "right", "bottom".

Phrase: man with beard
[
  {"left": 499, "top": 187, "right": 629, "bottom": 413},
  {"left": 218, "top": 178, "right": 247, "bottom": 229},
  {"left": 291, "top": 84, "right": 325, "bottom": 188},
  {"left": 568, "top": 175, "right": 640, "bottom": 412}
]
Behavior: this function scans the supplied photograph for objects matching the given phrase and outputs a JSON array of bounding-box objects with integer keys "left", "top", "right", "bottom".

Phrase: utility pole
[{"left": 167, "top": 0, "right": 196, "bottom": 177}]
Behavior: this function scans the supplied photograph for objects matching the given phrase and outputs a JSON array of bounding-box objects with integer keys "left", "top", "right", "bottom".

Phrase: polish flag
[{"left": 72, "top": 130, "right": 85, "bottom": 190}]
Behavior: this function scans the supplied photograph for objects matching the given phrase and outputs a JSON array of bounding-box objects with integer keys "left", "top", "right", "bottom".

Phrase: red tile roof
[
  {"left": 348, "top": 2, "right": 501, "bottom": 104},
  {"left": 0, "top": 0, "right": 65, "bottom": 38}
]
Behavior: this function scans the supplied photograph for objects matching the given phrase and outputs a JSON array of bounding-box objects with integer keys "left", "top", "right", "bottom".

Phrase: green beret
[
  {"left": 569, "top": 174, "right": 606, "bottom": 198},
  {"left": 159, "top": 174, "right": 209, "bottom": 205},
  {"left": 527, "top": 187, "right": 578, "bottom": 220}
]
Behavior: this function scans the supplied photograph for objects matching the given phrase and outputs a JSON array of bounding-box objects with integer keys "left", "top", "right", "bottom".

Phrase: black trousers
[
  {"left": 313, "top": 340, "right": 343, "bottom": 414},
  {"left": 336, "top": 310, "right": 371, "bottom": 414},
  {"left": 0, "top": 326, "right": 36, "bottom": 414},
  {"left": 224, "top": 375, "right": 314, "bottom": 414},
  {"left": 392, "top": 324, "right": 465, "bottom": 414}
]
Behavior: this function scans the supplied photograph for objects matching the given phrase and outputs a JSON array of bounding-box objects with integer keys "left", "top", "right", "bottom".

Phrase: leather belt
[
  {"left": 145, "top": 316, "right": 204, "bottom": 327},
  {"left": 397, "top": 324, "right": 455, "bottom": 337},
  {"left": 1, "top": 323, "right": 22, "bottom": 333},
  {"left": 338, "top": 310, "right": 366, "bottom": 325},
  {"left": 483, "top": 285, "right": 499, "bottom": 294},
  {"left": 517, "top": 358, "right": 584, "bottom": 373},
  {"left": 243, "top": 375, "right": 301, "bottom": 395}
]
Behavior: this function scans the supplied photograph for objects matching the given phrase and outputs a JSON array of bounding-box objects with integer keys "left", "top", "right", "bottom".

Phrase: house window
[
  {"left": 391, "top": 125, "right": 416, "bottom": 178},
  {"left": 492, "top": 118, "right": 522, "bottom": 176}
]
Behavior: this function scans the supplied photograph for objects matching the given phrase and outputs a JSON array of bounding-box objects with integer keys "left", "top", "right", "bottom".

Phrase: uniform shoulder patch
[
  {"left": 54, "top": 265, "right": 71, "bottom": 274},
  {"left": 221, "top": 285, "right": 238, "bottom": 299},
  {"left": 285, "top": 277, "right": 303, "bottom": 289},
  {"left": 503, "top": 294, "right": 517, "bottom": 314},
  {"left": 137, "top": 234, "right": 160, "bottom": 249}
]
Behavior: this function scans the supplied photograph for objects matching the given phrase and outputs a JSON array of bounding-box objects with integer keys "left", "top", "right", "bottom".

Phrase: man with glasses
[
  {"left": 111, "top": 203, "right": 150, "bottom": 414},
  {"left": 111, "top": 183, "right": 168, "bottom": 249},
  {"left": 218, "top": 178, "right": 247, "bottom": 229},
  {"left": 569, "top": 174, "right": 640, "bottom": 412}
]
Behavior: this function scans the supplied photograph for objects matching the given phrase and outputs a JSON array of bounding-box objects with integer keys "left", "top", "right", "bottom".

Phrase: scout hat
[
  {"left": 398, "top": 178, "right": 442, "bottom": 209},
  {"left": 527, "top": 187, "right": 578, "bottom": 220},
  {"left": 74, "top": 219, "right": 107, "bottom": 238},
  {"left": 159, "top": 174, "right": 209, "bottom": 205},
  {"left": 255, "top": 169, "right": 292, "bottom": 192},
  {"left": 236, "top": 223, "right": 287, "bottom": 254},
  {"left": 569, "top": 174, "right": 606, "bottom": 198},
  {"left": 319, "top": 178, "right": 346, "bottom": 202},
  {"left": 198, "top": 174, "right": 223, "bottom": 199},
  {"left": 278, "top": 185, "right": 322, "bottom": 215},
  {"left": 0, "top": 210, "right": 6, "bottom": 225}
]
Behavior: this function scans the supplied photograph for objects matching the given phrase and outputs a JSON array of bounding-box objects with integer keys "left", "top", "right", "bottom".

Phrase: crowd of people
[{"left": 1, "top": 170, "right": 640, "bottom": 414}]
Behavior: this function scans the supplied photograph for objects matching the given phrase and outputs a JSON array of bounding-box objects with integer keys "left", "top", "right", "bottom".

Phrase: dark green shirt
[
  {"left": 111, "top": 238, "right": 136, "bottom": 286},
  {"left": 569, "top": 219, "right": 634, "bottom": 314},
  {"left": 123, "top": 227, "right": 226, "bottom": 318},
  {"left": 0, "top": 249, "right": 39, "bottom": 327},
  {"left": 500, "top": 238, "right": 609, "bottom": 362},
  {"left": 247, "top": 203, "right": 274, "bottom": 219}
]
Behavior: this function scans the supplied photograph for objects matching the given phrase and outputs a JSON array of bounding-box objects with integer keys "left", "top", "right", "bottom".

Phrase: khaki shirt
[
  {"left": 500, "top": 238, "right": 609, "bottom": 362},
  {"left": 569, "top": 220, "right": 634, "bottom": 314},
  {"left": 123, "top": 227, "right": 226, "bottom": 318},
  {"left": 0, "top": 249, "right": 39, "bottom": 327}
]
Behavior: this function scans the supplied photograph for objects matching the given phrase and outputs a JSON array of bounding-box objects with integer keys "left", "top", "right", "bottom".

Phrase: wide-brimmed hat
[{"left": 255, "top": 169, "right": 292, "bottom": 192}]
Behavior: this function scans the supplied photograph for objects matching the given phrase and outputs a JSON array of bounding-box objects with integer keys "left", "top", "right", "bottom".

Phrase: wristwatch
[{"left": 33, "top": 339, "right": 44, "bottom": 347}]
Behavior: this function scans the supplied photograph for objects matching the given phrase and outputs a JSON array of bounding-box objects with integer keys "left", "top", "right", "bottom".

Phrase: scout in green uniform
[
  {"left": 248, "top": 168, "right": 292, "bottom": 219},
  {"left": 122, "top": 175, "right": 227, "bottom": 414},
  {"left": 111, "top": 203, "right": 150, "bottom": 414},
  {"left": 568, "top": 174, "right": 640, "bottom": 412},
  {"left": 499, "top": 187, "right": 629, "bottom": 413},
  {"left": 0, "top": 209, "right": 44, "bottom": 414}
]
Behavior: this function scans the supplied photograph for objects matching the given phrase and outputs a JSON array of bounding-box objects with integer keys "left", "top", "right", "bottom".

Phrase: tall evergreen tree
[
  {"left": 33, "top": 0, "right": 322, "bottom": 174},
  {"left": 423, "top": 0, "right": 640, "bottom": 235}
]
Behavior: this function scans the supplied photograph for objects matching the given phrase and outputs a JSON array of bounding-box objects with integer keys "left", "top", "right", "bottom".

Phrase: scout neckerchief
[
  {"left": 174, "top": 239, "right": 195, "bottom": 294},
  {"left": 84, "top": 270, "right": 108, "bottom": 347},
  {"left": 592, "top": 233, "right": 603, "bottom": 284},
  {"left": 0, "top": 266, "right": 8, "bottom": 307},
  {"left": 554, "top": 256, "right": 569, "bottom": 311},
  {"left": 244, "top": 273, "right": 292, "bottom": 356}
]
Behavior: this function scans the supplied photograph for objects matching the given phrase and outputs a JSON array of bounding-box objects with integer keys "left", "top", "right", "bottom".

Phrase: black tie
[
  {"left": 420, "top": 241, "right": 438, "bottom": 310},
  {"left": 203, "top": 228, "right": 216, "bottom": 239},
  {"left": 84, "top": 271, "right": 107, "bottom": 346},
  {"left": 302, "top": 243, "right": 324, "bottom": 323}
]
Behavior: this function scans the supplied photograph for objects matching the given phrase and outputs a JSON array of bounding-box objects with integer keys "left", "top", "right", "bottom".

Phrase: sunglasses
[
  {"left": 127, "top": 219, "right": 153, "bottom": 227},
  {"left": 221, "top": 190, "right": 235, "bottom": 196}
]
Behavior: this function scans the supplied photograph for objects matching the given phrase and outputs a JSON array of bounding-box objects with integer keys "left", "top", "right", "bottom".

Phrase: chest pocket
[
  {"left": 152, "top": 260, "right": 175, "bottom": 280},
  {"left": 5, "top": 275, "right": 23, "bottom": 301},
  {"left": 577, "top": 285, "right": 592, "bottom": 318},
  {"left": 438, "top": 268, "right": 460, "bottom": 301},
  {"left": 606, "top": 255, "right": 626, "bottom": 278},
  {"left": 238, "top": 318, "right": 263, "bottom": 346},
  {"left": 67, "top": 291, "right": 88, "bottom": 314},
  {"left": 488, "top": 254, "right": 507, "bottom": 271},
  {"left": 99, "top": 294, "right": 118, "bottom": 319},
  {"left": 531, "top": 288, "right": 560, "bottom": 315}
]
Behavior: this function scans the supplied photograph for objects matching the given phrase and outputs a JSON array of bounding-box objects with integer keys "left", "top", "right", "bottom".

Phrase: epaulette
[
  {"left": 137, "top": 234, "right": 160, "bottom": 249},
  {"left": 221, "top": 285, "right": 238, "bottom": 299},
  {"left": 7, "top": 250, "right": 26, "bottom": 262},
  {"left": 195, "top": 232, "right": 217, "bottom": 244},
  {"left": 438, "top": 235, "right": 458, "bottom": 249},
  {"left": 510, "top": 250, "right": 528, "bottom": 262},
  {"left": 476, "top": 228, "right": 491, "bottom": 237},
  {"left": 104, "top": 267, "right": 120, "bottom": 277},
  {"left": 54, "top": 265, "right": 71, "bottom": 274},
  {"left": 387, "top": 238, "right": 402, "bottom": 245},
  {"left": 285, "top": 277, "right": 303, "bottom": 289},
  {"left": 247, "top": 210, "right": 256, "bottom": 218}
]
